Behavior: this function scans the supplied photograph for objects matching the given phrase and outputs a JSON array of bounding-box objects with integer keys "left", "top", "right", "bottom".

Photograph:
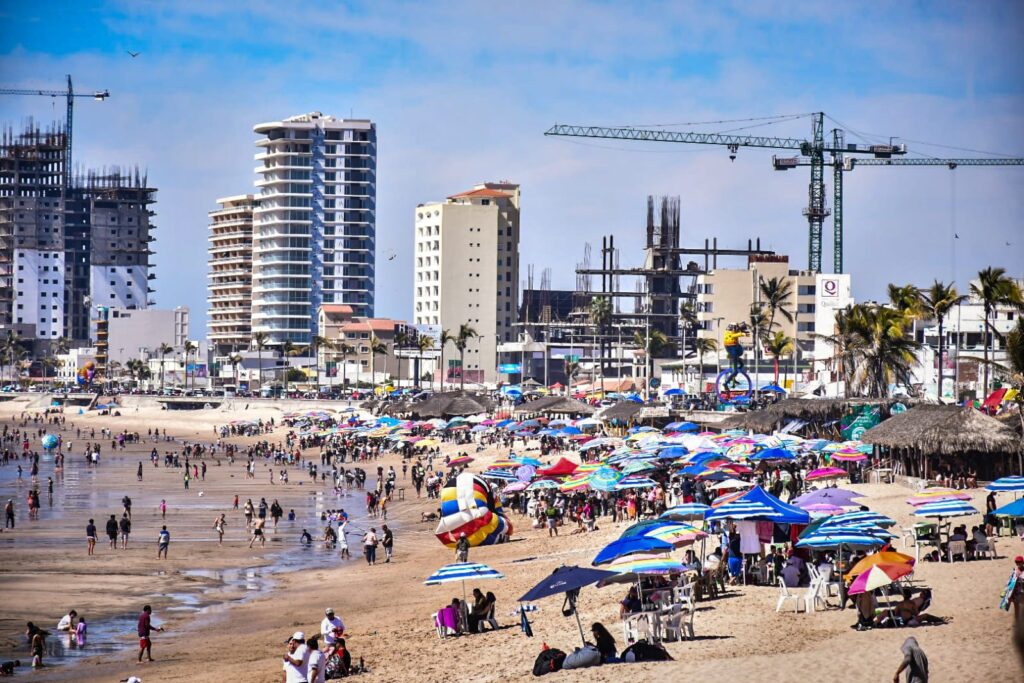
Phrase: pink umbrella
[
  {"left": 447, "top": 456, "right": 474, "bottom": 467},
  {"left": 806, "top": 467, "right": 849, "bottom": 481},
  {"left": 503, "top": 481, "right": 528, "bottom": 493},
  {"left": 831, "top": 451, "right": 868, "bottom": 462}
]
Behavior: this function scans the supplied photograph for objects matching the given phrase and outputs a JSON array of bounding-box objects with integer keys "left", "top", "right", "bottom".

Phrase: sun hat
[{"left": 285, "top": 631, "right": 305, "bottom": 643}]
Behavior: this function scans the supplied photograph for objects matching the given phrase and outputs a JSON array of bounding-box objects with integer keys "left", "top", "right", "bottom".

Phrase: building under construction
[
  {"left": 570, "top": 195, "right": 773, "bottom": 380},
  {"left": 0, "top": 121, "right": 157, "bottom": 352}
]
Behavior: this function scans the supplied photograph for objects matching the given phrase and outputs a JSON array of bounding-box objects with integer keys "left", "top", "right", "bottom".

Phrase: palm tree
[
  {"left": 0, "top": 331, "right": 22, "bottom": 384},
  {"left": 157, "top": 342, "right": 173, "bottom": 393},
  {"left": 310, "top": 335, "right": 331, "bottom": 393},
  {"left": 454, "top": 323, "right": 478, "bottom": 391},
  {"left": 280, "top": 340, "right": 296, "bottom": 394},
  {"left": 336, "top": 341, "right": 355, "bottom": 389},
  {"left": 971, "top": 267, "right": 1024, "bottom": 398},
  {"left": 764, "top": 331, "right": 794, "bottom": 384},
  {"left": 694, "top": 337, "right": 718, "bottom": 389},
  {"left": 251, "top": 332, "right": 269, "bottom": 392},
  {"left": 182, "top": 341, "right": 197, "bottom": 391},
  {"left": 845, "top": 305, "right": 922, "bottom": 398},
  {"left": 748, "top": 302, "right": 770, "bottom": 387},
  {"left": 229, "top": 353, "right": 243, "bottom": 390},
  {"left": 393, "top": 330, "right": 411, "bottom": 389},
  {"left": 589, "top": 296, "right": 612, "bottom": 394},
  {"left": 417, "top": 334, "right": 435, "bottom": 389},
  {"left": 564, "top": 360, "right": 581, "bottom": 385},
  {"left": 368, "top": 335, "right": 388, "bottom": 393},
  {"left": 759, "top": 276, "right": 795, "bottom": 334},
  {"left": 919, "top": 281, "right": 967, "bottom": 401},
  {"left": 887, "top": 283, "right": 924, "bottom": 318},
  {"left": 438, "top": 329, "right": 455, "bottom": 391}
]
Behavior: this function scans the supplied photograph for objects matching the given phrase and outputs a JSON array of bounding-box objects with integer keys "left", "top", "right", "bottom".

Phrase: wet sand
[{"left": 0, "top": 396, "right": 1021, "bottom": 682}]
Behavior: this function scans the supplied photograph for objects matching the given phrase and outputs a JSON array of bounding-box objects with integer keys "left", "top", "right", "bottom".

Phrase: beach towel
[{"left": 435, "top": 606, "right": 459, "bottom": 635}]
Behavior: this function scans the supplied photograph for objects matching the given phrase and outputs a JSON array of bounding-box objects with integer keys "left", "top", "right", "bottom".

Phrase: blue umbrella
[
  {"left": 519, "top": 419, "right": 543, "bottom": 428},
  {"left": 480, "top": 470, "right": 518, "bottom": 482},
  {"left": 665, "top": 421, "right": 699, "bottom": 432},
  {"left": 663, "top": 388, "right": 685, "bottom": 397},
  {"left": 748, "top": 447, "right": 796, "bottom": 462},
  {"left": 993, "top": 497, "right": 1024, "bottom": 518},
  {"left": 820, "top": 510, "right": 896, "bottom": 528},
  {"left": 614, "top": 476, "right": 659, "bottom": 490},
  {"left": 425, "top": 561, "right": 505, "bottom": 585},
  {"left": 796, "top": 530, "right": 886, "bottom": 550},
  {"left": 559, "top": 426, "right": 583, "bottom": 436},
  {"left": 657, "top": 445, "right": 689, "bottom": 459},
  {"left": 592, "top": 536, "right": 674, "bottom": 566},
  {"left": 760, "top": 383, "right": 787, "bottom": 393},
  {"left": 913, "top": 500, "right": 979, "bottom": 518},
  {"left": 516, "top": 457, "right": 543, "bottom": 467},
  {"left": 588, "top": 467, "right": 623, "bottom": 492},
  {"left": 618, "top": 519, "right": 675, "bottom": 539},
  {"left": 518, "top": 565, "right": 620, "bottom": 645},
  {"left": 987, "top": 476, "right": 1024, "bottom": 492}
]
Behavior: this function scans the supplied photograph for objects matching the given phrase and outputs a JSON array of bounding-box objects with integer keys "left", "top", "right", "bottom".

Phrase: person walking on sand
[
  {"left": 4, "top": 498, "right": 14, "bottom": 529},
  {"left": 136, "top": 605, "right": 164, "bottom": 663},
  {"left": 250, "top": 518, "right": 266, "bottom": 548},
  {"left": 86, "top": 518, "right": 96, "bottom": 556},
  {"left": 338, "top": 520, "right": 350, "bottom": 560},
  {"left": 455, "top": 533, "right": 470, "bottom": 563},
  {"left": 183, "top": 469, "right": 190, "bottom": 490},
  {"left": 213, "top": 514, "right": 226, "bottom": 545},
  {"left": 381, "top": 524, "right": 394, "bottom": 563},
  {"left": 106, "top": 514, "right": 118, "bottom": 549},
  {"left": 137, "top": 462, "right": 143, "bottom": 482},
  {"left": 159, "top": 499, "right": 167, "bottom": 519},
  {"left": 119, "top": 513, "right": 131, "bottom": 550},
  {"left": 362, "top": 527, "right": 378, "bottom": 565},
  {"left": 157, "top": 525, "right": 170, "bottom": 559},
  {"left": 893, "top": 636, "right": 928, "bottom": 683}
]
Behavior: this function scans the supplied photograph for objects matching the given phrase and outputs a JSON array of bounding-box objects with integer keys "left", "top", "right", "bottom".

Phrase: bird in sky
[
  {"left": 954, "top": 233, "right": 960, "bottom": 239},
  {"left": 127, "top": 50, "right": 140, "bottom": 58}
]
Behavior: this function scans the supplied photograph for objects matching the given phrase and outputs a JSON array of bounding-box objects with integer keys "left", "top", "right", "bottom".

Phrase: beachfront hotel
[
  {"left": 251, "top": 113, "right": 376, "bottom": 346},
  {"left": 207, "top": 194, "right": 255, "bottom": 356},
  {"left": 413, "top": 182, "right": 520, "bottom": 384}
]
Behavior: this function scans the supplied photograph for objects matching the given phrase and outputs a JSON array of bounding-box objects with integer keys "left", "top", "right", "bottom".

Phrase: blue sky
[{"left": 2, "top": 0, "right": 1022, "bottom": 335}]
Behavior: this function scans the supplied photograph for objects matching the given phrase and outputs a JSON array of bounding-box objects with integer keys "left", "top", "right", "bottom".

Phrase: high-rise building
[
  {"left": 251, "top": 112, "right": 376, "bottom": 346},
  {"left": 413, "top": 182, "right": 520, "bottom": 384},
  {"left": 207, "top": 194, "right": 255, "bottom": 355},
  {"left": 0, "top": 122, "right": 156, "bottom": 351}
]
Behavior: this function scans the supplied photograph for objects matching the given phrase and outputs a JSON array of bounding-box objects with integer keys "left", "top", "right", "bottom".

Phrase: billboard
[{"left": 498, "top": 363, "right": 522, "bottom": 374}]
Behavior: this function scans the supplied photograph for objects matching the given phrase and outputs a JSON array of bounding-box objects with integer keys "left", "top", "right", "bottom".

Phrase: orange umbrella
[{"left": 844, "top": 549, "right": 915, "bottom": 580}]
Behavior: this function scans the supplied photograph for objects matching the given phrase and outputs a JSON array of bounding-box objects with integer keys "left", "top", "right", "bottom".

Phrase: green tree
[
  {"left": 280, "top": 340, "right": 297, "bottom": 394},
  {"left": 633, "top": 328, "right": 668, "bottom": 356},
  {"left": 919, "top": 280, "right": 967, "bottom": 401},
  {"left": 748, "top": 302, "right": 770, "bottom": 386},
  {"left": 847, "top": 305, "right": 922, "bottom": 398},
  {"left": 157, "top": 342, "right": 173, "bottom": 392},
  {"left": 336, "top": 341, "right": 355, "bottom": 390},
  {"left": 229, "top": 353, "right": 243, "bottom": 391},
  {"left": 252, "top": 332, "right": 269, "bottom": 391},
  {"left": 368, "top": 335, "right": 388, "bottom": 393},
  {"left": 310, "top": 335, "right": 332, "bottom": 393},
  {"left": 888, "top": 283, "right": 924, "bottom": 318},
  {"left": 971, "top": 267, "right": 1024, "bottom": 397},
  {"left": 589, "top": 296, "right": 612, "bottom": 394},
  {"left": 393, "top": 330, "right": 411, "bottom": 388},
  {"left": 438, "top": 329, "right": 455, "bottom": 391},
  {"left": 454, "top": 323, "right": 479, "bottom": 391},
  {"left": 759, "top": 276, "right": 795, "bottom": 334},
  {"left": 182, "top": 341, "right": 198, "bottom": 391},
  {"left": 417, "top": 334, "right": 435, "bottom": 390},
  {"left": 764, "top": 331, "right": 794, "bottom": 384}
]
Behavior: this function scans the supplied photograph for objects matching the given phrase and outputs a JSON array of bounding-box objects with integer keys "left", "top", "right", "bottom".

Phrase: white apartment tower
[
  {"left": 251, "top": 113, "right": 376, "bottom": 346},
  {"left": 414, "top": 182, "right": 520, "bottom": 384},
  {"left": 207, "top": 194, "right": 254, "bottom": 354}
]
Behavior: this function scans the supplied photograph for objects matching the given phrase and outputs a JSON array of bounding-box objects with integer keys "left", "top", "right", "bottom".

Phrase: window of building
[
  {"left": 798, "top": 285, "right": 816, "bottom": 296},
  {"left": 797, "top": 321, "right": 815, "bottom": 332}
]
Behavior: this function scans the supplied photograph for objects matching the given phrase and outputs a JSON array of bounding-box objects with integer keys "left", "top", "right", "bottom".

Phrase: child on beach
[{"left": 74, "top": 617, "right": 86, "bottom": 647}]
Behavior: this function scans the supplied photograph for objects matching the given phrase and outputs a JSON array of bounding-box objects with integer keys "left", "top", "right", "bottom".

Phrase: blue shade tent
[
  {"left": 592, "top": 536, "right": 674, "bottom": 566},
  {"left": 993, "top": 497, "right": 1024, "bottom": 518},
  {"left": 705, "top": 486, "right": 811, "bottom": 524},
  {"left": 987, "top": 476, "right": 1024, "bottom": 492}
]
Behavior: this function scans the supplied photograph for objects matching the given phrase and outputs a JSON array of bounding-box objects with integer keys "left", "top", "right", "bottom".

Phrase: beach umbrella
[
  {"left": 526, "top": 479, "right": 558, "bottom": 491},
  {"left": 515, "top": 456, "right": 543, "bottom": 467},
  {"left": 906, "top": 489, "right": 973, "bottom": 506},
  {"left": 847, "top": 563, "right": 915, "bottom": 595},
  {"left": 821, "top": 510, "right": 897, "bottom": 528},
  {"left": 592, "top": 536, "right": 674, "bottom": 565},
  {"left": 792, "top": 488, "right": 864, "bottom": 508},
  {"left": 479, "top": 470, "right": 518, "bottom": 482},
  {"left": 913, "top": 500, "right": 979, "bottom": 518},
  {"left": 518, "top": 565, "right": 619, "bottom": 646},
  {"left": 588, "top": 467, "right": 623, "bottom": 492},
  {"left": 806, "top": 467, "right": 849, "bottom": 481},
  {"left": 760, "top": 382, "right": 787, "bottom": 393},
  {"left": 797, "top": 530, "right": 887, "bottom": 550},
  {"left": 621, "top": 461, "right": 657, "bottom": 475},
  {"left": 657, "top": 445, "right": 689, "bottom": 460},
  {"left": 519, "top": 419, "right": 543, "bottom": 428},
  {"left": 708, "top": 477, "right": 754, "bottom": 491},
  {"left": 559, "top": 474, "right": 592, "bottom": 492},
  {"left": 748, "top": 447, "right": 796, "bottom": 462},
  {"left": 597, "top": 553, "right": 686, "bottom": 584},
  {"left": 447, "top": 455, "right": 474, "bottom": 467},
  {"left": 613, "top": 476, "right": 659, "bottom": 490},
  {"left": 618, "top": 519, "right": 675, "bottom": 540},
  {"left": 661, "top": 504, "right": 711, "bottom": 521},
  {"left": 643, "top": 523, "right": 707, "bottom": 547},
  {"left": 993, "top": 497, "right": 1024, "bottom": 518},
  {"left": 845, "top": 550, "right": 915, "bottom": 579},
  {"left": 663, "top": 388, "right": 685, "bottom": 397},
  {"left": 502, "top": 481, "right": 528, "bottom": 493},
  {"left": 665, "top": 421, "right": 699, "bottom": 432},
  {"left": 515, "top": 465, "right": 536, "bottom": 482},
  {"left": 559, "top": 426, "right": 583, "bottom": 436},
  {"left": 425, "top": 561, "right": 505, "bottom": 604},
  {"left": 803, "top": 503, "right": 846, "bottom": 517},
  {"left": 987, "top": 476, "right": 1024, "bottom": 493}
]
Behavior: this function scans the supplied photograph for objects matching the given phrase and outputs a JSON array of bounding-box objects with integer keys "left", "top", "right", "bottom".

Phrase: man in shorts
[
  {"left": 105, "top": 514, "right": 118, "bottom": 549},
  {"left": 157, "top": 525, "right": 170, "bottom": 559},
  {"left": 86, "top": 519, "right": 96, "bottom": 556},
  {"left": 250, "top": 517, "right": 266, "bottom": 548},
  {"left": 137, "top": 605, "right": 163, "bottom": 663}
]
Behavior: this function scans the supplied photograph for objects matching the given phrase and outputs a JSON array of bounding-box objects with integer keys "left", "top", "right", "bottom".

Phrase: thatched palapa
[
  {"left": 512, "top": 395, "right": 596, "bottom": 417},
  {"left": 598, "top": 401, "right": 643, "bottom": 422},
  {"left": 861, "top": 404, "right": 1022, "bottom": 455},
  {"left": 409, "top": 391, "right": 494, "bottom": 418}
]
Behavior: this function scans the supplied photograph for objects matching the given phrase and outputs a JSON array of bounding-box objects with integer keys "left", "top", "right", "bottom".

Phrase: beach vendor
[{"left": 722, "top": 322, "right": 749, "bottom": 389}]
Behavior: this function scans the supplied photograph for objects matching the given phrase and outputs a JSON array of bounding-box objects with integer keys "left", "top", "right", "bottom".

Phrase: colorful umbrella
[
  {"left": 987, "top": 476, "right": 1024, "bottom": 492},
  {"left": 906, "top": 488, "right": 972, "bottom": 506},
  {"left": 913, "top": 500, "right": 979, "bottom": 518},
  {"left": 592, "top": 537, "right": 674, "bottom": 565},
  {"left": 447, "top": 456, "right": 474, "bottom": 467},
  {"left": 806, "top": 467, "right": 849, "bottom": 481},
  {"left": 847, "top": 562, "right": 915, "bottom": 595},
  {"left": 613, "top": 476, "right": 659, "bottom": 490},
  {"left": 844, "top": 550, "right": 915, "bottom": 579},
  {"left": 596, "top": 554, "right": 686, "bottom": 584},
  {"left": 660, "top": 504, "right": 711, "bottom": 521}
]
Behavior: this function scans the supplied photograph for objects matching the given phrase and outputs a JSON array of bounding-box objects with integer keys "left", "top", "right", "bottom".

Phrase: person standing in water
[
  {"left": 86, "top": 518, "right": 96, "bottom": 556},
  {"left": 213, "top": 514, "right": 226, "bottom": 545}
]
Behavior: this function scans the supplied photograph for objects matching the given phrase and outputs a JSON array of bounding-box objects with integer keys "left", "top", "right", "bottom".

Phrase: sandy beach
[{"left": 0, "top": 395, "right": 1021, "bottom": 683}]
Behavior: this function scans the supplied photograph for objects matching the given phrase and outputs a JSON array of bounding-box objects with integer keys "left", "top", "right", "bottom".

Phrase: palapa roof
[
  {"left": 512, "top": 395, "right": 596, "bottom": 417},
  {"left": 410, "top": 391, "right": 495, "bottom": 418},
  {"left": 598, "top": 400, "right": 643, "bottom": 421},
  {"left": 861, "top": 404, "right": 1023, "bottom": 455}
]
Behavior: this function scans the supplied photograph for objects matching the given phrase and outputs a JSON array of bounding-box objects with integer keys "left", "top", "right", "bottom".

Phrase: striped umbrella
[
  {"left": 986, "top": 476, "right": 1024, "bottom": 492},
  {"left": 589, "top": 467, "right": 623, "bottom": 492},
  {"left": 806, "top": 467, "right": 849, "bottom": 481},
  {"left": 574, "top": 462, "right": 603, "bottom": 473},
  {"left": 831, "top": 450, "right": 868, "bottom": 462},
  {"left": 906, "top": 488, "right": 972, "bottom": 506},
  {"left": 488, "top": 459, "right": 520, "bottom": 469},
  {"left": 424, "top": 562, "right": 505, "bottom": 603},
  {"left": 559, "top": 474, "right": 592, "bottom": 492},
  {"left": 821, "top": 510, "right": 897, "bottom": 528},
  {"left": 621, "top": 461, "right": 657, "bottom": 475},
  {"left": 796, "top": 530, "right": 887, "bottom": 550},
  {"left": 614, "top": 476, "right": 659, "bottom": 490},
  {"left": 913, "top": 500, "right": 979, "bottom": 518},
  {"left": 479, "top": 470, "right": 519, "bottom": 482},
  {"left": 644, "top": 523, "right": 707, "bottom": 547},
  {"left": 447, "top": 456, "right": 474, "bottom": 467},
  {"left": 526, "top": 479, "right": 559, "bottom": 491},
  {"left": 845, "top": 550, "right": 915, "bottom": 579},
  {"left": 597, "top": 553, "right": 686, "bottom": 585},
  {"left": 660, "top": 504, "right": 711, "bottom": 521}
]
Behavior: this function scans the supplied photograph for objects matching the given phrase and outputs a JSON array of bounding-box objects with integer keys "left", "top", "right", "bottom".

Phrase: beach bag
[
  {"left": 562, "top": 645, "right": 602, "bottom": 670},
  {"left": 622, "top": 640, "right": 673, "bottom": 662},
  {"left": 532, "top": 648, "right": 566, "bottom": 676}
]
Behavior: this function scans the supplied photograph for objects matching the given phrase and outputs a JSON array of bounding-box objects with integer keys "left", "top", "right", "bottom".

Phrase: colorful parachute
[
  {"left": 76, "top": 361, "right": 96, "bottom": 387},
  {"left": 435, "top": 472, "right": 513, "bottom": 548}
]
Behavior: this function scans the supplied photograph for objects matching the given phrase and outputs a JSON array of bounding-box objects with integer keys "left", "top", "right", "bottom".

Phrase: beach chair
[
  {"left": 479, "top": 603, "right": 499, "bottom": 632},
  {"left": 622, "top": 612, "right": 655, "bottom": 644},
  {"left": 974, "top": 537, "right": 997, "bottom": 560},
  {"left": 900, "top": 526, "right": 916, "bottom": 549},
  {"left": 947, "top": 540, "right": 967, "bottom": 563},
  {"left": 776, "top": 577, "right": 802, "bottom": 613},
  {"left": 660, "top": 605, "right": 684, "bottom": 642},
  {"left": 803, "top": 576, "right": 828, "bottom": 613}
]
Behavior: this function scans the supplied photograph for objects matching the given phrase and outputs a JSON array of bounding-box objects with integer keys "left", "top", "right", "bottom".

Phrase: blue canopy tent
[{"left": 993, "top": 497, "right": 1024, "bottom": 518}]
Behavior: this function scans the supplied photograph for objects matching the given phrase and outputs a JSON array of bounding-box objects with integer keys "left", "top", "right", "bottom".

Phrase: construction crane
[
  {"left": 0, "top": 74, "right": 111, "bottom": 191},
  {"left": 546, "top": 114, "right": 1023, "bottom": 273}
]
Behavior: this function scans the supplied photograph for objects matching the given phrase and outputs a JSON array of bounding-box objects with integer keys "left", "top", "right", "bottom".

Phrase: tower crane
[
  {"left": 545, "top": 113, "right": 1023, "bottom": 273},
  {"left": 0, "top": 75, "right": 111, "bottom": 191}
]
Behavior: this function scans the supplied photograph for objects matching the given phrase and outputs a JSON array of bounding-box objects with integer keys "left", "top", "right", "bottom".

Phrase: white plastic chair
[
  {"left": 661, "top": 611, "right": 684, "bottom": 641},
  {"left": 803, "top": 577, "right": 827, "bottom": 613},
  {"left": 681, "top": 607, "right": 695, "bottom": 639},
  {"left": 947, "top": 540, "right": 967, "bottom": 563},
  {"left": 776, "top": 577, "right": 802, "bottom": 613}
]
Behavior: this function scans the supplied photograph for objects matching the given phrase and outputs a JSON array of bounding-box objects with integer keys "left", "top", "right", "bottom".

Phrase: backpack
[
  {"left": 532, "top": 648, "right": 566, "bottom": 676},
  {"left": 621, "top": 640, "right": 673, "bottom": 662}
]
